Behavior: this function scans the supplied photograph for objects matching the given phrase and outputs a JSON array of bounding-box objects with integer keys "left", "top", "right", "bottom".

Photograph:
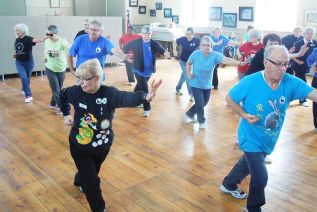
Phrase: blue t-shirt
[
  {"left": 176, "top": 36, "right": 200, "bottom": 62},
  {"left": 70, "top": 34, "right": 114, "bottom": 68},
  {"left": 211, "top": 35, "right": 229, "bottom": 53},
  {"left": 229, "top": 72, "right": 313, "bottom": 154},
  {"left": 188, "top": 50, "right": 224, "bottom": 89},
  {"left": 133, "top": 41, "right": 153, "bottom": 77}
]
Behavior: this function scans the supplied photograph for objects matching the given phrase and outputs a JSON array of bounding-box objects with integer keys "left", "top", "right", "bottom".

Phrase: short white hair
[{"left": 14, "top": 23, "right": 29, "bottom": 37}]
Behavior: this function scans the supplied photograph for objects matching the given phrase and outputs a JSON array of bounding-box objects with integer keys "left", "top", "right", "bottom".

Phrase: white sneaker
[
  {"left": 220, "top": 184, "right": 247, "bottom": 199},
  {"left": 49, "top": 105, "right": 59, "bottom": 110},
  {"left": 184, "top": 114, "right": 198, "bottom": 123},
  {"left": 137, "top": 104, "right": 143, "bottom": 108},
  {"left": 175, "top": 89, "right": 183, "bottom": 95},
  {"left": 264, "top": 155, "right": 272, "bottom": 164},
  {"left": 199, "top": 123, "right": 206, "bottom": 129},
  {"left": 143, "top": 110, "right": 150, "bottom": 117},
  {"left": 24, "top": 96, "right": 33, "bottom": 103},
  {"left": 56, "top": 110, "right": 63, "bottom": 115},
  {"left": 189, "top": 96, "right": 194, "bottom": 102},
  {"left": 22, "top": 91, "right": 25, "bottom": 95},
  {"left": 300, "top": 102, "right": 309, "bottom": 107},
  {"left": 128, "top": 82, "right": 135, "bottom": 86}
]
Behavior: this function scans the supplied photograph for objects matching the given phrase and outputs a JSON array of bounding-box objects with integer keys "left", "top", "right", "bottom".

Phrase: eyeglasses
[
  {"left": 267, "top": 59, "right": 289, "bottom": 68},
  {"left": 76, "top": 76, "right": 95, "bottom": 81},
  {"left": 201, "top": 44, "right": 211, "bottom": 47},
  {"left": 46, "top": 33, "right": 54, "bottom": 36}
]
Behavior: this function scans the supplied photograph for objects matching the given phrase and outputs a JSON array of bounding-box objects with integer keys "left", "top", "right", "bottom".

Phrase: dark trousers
[
  {"left": 212, "top": 64, "right": 219, "bottom": 88},
  {"left": 15, "top": 59, "right": 34, "bottom": 97},
  {"left": 186, "top": 87, "right": 211, "bottom": 124},
  {"left": 45, "top": 67, "right": 65, "bottom": 107},
  {"left": 70, "top": 143, "right": 111, "bottom": 212},
  {"left": 134, "top": 74, "right": 151, "bottom": 111},
  {"left": 222, "top": 152, "right": 268, "bottom": 212},
  {"left": 124, "top": 61, "right": 135, "bottom": 83},
  {"left": 312, "top": 77, "right": 317, "bottom": 128},
  {"left": 294, "top": 69, "right": 307, "bottom": 103}
]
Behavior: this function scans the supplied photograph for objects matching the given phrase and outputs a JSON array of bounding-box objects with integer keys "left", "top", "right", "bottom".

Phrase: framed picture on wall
[
  {"left": 239, "top": 7, "right": 254, "bottom": 21},
  {"left": 172, "top": 15, "right": 179, "bottom": 24},
  {"left": 155, "top": 2, "right": 162, "bottom": 10},
  {"left": 50, "top": 0, "right": 60, "bottom": 8},
  {"left": 304, "top": 10, "right": 317, "bottom": 25},
  {"left": 164, "top": 8, "right": 172, "bottom": 18},
  {"left": 129, "top": 0, "right": 138, "bottom": 7},
  {"left": 150, "top": 9, "right": 156, "bottom": 17},
  {"left": 139, "top": 6, "right": 146, "bottom": 14},
  {"left": 222, "top": 13, "right": 237, "bottom": 28},
  {"left": 209, "top": 7, "right": 222, "bottom": 21}
]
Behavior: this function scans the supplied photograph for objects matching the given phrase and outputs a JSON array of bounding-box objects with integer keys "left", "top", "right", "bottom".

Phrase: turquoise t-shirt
[
  {"left": 229, "top": 71, "right": 313, "bottom": 154},
  {"left": 211, "top": 35, "right": 229, "bottom": 53},
  {"left": 188, "top": 50, "right": 224, "bottom": 89}
]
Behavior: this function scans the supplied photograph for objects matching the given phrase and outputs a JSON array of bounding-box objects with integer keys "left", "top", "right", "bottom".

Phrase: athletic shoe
[
  {"left": 143, "top": 110, "right": 150, "bottom": 117},
  {"left": 184, "top": 114, "right": 198, "bottom": 123},
  {"left": 189, "top": 96, "right": 194, "bottom": 102},
  {"left": 25, "top": 96, "right": 33, "bottom": 103},
  {"left": 137, "top": 104, "right": 143, "bottom": 108},
  {"left": 56, "top": 110, "right": 63, "bottom": 115},
  {"left": 175, "top": 89, "right": 183, "bottom": 95},
  {"left": 220, "top": 184, "right": 247, "bottom": 199},
  {"left": 128, "top": 82, "right": 135, "bottom": 86},
  {"left": 264, "top": 155, "right": 272, "bottom": 164},
  {"left": 49, "top": 105, "right": 59, "bottom": 110},
  {"left": 199, "top": 123, "right": 206, "bottom": 129},
  {"left": 300, "top": 102, "right": 309, "bottom": 107}
]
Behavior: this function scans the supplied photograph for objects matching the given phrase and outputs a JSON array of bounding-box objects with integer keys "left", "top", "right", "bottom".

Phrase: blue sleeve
[
  {"left": 307, "top": 48, "right": 317, "bottom": 67},
  {"left": 222, "top": 36, "right": 229, "bottom": 46},
  {"left": 228, "top": 76, "right": 252, "bottom": 103},
  {"left": 188, "top": 50, "right": 197, "bottom": 63},
  {"left": 215, "top": 51, "right": 224, "bottom": 64},
  {"left": 69, "top": 37, "right": 80, "bottom": 57},
  {"left": 105, "top": 40, "right": 114, "bottom": 55},
  {"left": 288, "top": 75, "right": 314, "bottom": 101}
]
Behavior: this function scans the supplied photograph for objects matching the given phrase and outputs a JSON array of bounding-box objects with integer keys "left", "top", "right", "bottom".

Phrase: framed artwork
[
  {"left": 209, "top": 7, "right": 222, "bottom": 21},
  {"left": 139, "top": 6, "right": 146, "bottom": 14},
  {"left": 129, "top": 0, "right": 138, "bottom": 7},
  {"left": 304, "top": 10, "right": 317, "bottom": 25},
  {"left": 222, "top": 13, "right": 237, "bottom": 28},
  {"left": 50, "top": 0, "right": 60, "bottom": 8},
  {"left": 239, "top": 7, "right": 254, "bottom": 21},
  {"left": 150, "top": 9, "right": 156, "bottom": 17},
  {"left": 172, "top": 15, "right": 179, "bottom": 24},
  {"left": 155, "top": 2, "right": 162, "bottom": 10},
  {"left": 164, "top": 8, "right": 172, "bottom": 18}
]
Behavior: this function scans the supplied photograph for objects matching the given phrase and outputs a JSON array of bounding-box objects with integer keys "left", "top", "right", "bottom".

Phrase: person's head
[
  {"left": 89, "top": 20, "right": 103, "bottom": 41},
  {"left": 212, "top": 28, "right": 222, "bottom": 38},
  {"left": 229, "top": 31, "right": 235, "bottom": 39},
  {"left": 76, "top": 59, "right": 102, "bottom": 93},
  {"left": 303, "top": 26, "right": 316, "bottom": 42},
  {"left": 46, "top": 25, "right": 58, "bottom": 40},
  {"left": 83, "top": 18, "right": 90, "bottom": 33},
  {"left": 141, "top": 25, "right": 152, "bottom": 42},
  {"left": 293, "top": 27, "right": 302, "bottom": 38},
  {"left": 200, "top": 35, "right": 212, "bottom": 54},
  {"left": 185, "top": 27, "right": 194, "bottom": 41},
  {"left": 264, "top": 45, "right": 289, "bottom": 82},
  {"left": 127, "top": 25, "right": 135, "bottom": 35},
  {"left": 263, "top": 33, "right": 282, "bottom": 48},
  {"left": 14, "top": 23, "right": 29, "bottom": 38},
  {"left": 247, "top": 25, "right": 254, "bottom": 32},
  {"left": 248, "top": 29, "right": 262, "bottom": 43}
]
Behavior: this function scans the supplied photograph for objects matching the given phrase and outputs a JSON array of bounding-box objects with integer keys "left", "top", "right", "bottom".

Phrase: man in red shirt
[{"left": 119, "top": 26, "right": 141, "bottom": 85}]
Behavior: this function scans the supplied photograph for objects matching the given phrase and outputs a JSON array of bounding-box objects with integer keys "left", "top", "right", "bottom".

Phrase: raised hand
[
  {"left": 146, "top": 79, "right": 163, "bottom": 101},
  {"left": 298, "top": 43, "right": 309, "bottom": 57}
]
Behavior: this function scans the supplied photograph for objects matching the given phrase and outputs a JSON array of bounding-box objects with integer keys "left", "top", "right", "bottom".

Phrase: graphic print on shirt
[
  {"left": 47, "top": 50, "right": 60, "bottom": 58},
  {"left": 264, "top": 99, "right": 280, "bottom": 131},
  {"left": 76, "top": 113, "right": 98, "bottom": 145},
  {"left": 96, "top": 47, "right": 101, "bottom": 53},
  {"left": 15, "top": 43, "right": 24, "bottom": 55}
]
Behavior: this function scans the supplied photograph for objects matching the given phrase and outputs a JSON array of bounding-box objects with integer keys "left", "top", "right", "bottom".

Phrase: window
[
  {"left": 255, "top": 0, "right": 298, "bottom": 32},
  {"left": 180, "top": 0, "right": 209, "bottom": 27}
]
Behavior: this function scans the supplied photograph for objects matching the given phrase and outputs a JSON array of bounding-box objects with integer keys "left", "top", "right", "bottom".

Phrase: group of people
[{"left": 12, "top": 19, "right": 317, "bottom": 212}]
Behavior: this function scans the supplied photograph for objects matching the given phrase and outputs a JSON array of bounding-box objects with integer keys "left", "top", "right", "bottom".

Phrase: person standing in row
[
  {"left": 13, "top": 23, "right": 46, "bottom": 103},
  {"left": 220, "top": 45, "right": 317, "bottom": 212},
  {"left": 124, "top": 25, "right": 170, "bottom": 117},
  {"left": 44, "top": 25, "right": 70, "bottom": 114},
  {"left": 119, "top": 25, "right": 141, "bottom": 85},
  {"left": 60, "top": 58, "right": 162, "bottom": 212},
  {"left": 74, "top": 18, "right": 90, "bottom": 40},
  {"left": 185, "top": 36, "right": 243, "bottom": 129}
]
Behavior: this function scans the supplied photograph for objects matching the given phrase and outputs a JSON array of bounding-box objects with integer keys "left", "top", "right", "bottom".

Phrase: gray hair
[
  {"left": 248, "top": 29, "right": 262, "bottom": 41},
  {"left": 89, "top": 20, "right": 104, "bottom": 31},
  {"left": 47, "top": 25, "right": 58, "bottom": 34},
  {"left": 76, "top": 58, "right": 102, "bottom": 82},
  {"left": 303, "top": 26, "right": 316, "bottom": 36},
  {"left": 264, "top": 45, "right": 288, "bottom": 60},
  {"left": 200, "top": 35, "right": 212, "bottom": 47},
  {"left": 14, "top": 23, "right": 29, "bottom": 36}
]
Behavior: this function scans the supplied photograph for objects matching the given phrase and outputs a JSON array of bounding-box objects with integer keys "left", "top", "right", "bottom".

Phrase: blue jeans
[
  {"left": 176, "top": 60, "right": 192, "bottom": 95},
  {"left": 15, "top": 59, "right": 34, "bottom": 97},
  {"left": 186, "top": 87, "right": 211, "bottom": 124},
  {"left": 222, "top": 152, "right": 268, "bottom": 212}
]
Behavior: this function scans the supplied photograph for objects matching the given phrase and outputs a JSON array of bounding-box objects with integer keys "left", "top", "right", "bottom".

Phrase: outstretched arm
[{"left": 307, "top": 87, "right": 317, "bottom": 103}]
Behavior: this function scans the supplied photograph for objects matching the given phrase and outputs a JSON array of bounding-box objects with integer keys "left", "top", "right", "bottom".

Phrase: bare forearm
[{"left": 226, "top": 95, "right": 246, "bottom": 118}]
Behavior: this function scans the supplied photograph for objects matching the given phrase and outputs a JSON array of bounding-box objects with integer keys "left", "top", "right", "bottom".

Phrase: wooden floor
[{"left": 1, "top": 59, "right": 317, "bottom": 212}]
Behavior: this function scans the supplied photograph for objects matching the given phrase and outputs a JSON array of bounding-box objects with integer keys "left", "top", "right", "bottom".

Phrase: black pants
[
  {"left": 134, "top": 74, "right": 151, "bottom": 111},
  {"left": 212, "top": 64, "right": 219, "bottom": 88},
  {"left": 124, "top": 61, "right": 135, "bottom": 83},
  {"left": 294, "top": 69, "right": 307, "bottom": 103},
  {"left": 70, "top": 142, "right": 111, "bottom": 212},
  {"left": 312, "top": 77, "right": 317, "bottom": 128}
]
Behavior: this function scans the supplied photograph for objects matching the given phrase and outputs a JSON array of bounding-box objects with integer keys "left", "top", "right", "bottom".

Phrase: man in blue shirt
[
  {"left": 175, "top": 27, "right": 200, "bottom": 100},
  {"left": 68, "top": 20, "right": 128, "bottom": 82},
  {"left": 220, "top": 45, "right": 317, "bottom": 212}
]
